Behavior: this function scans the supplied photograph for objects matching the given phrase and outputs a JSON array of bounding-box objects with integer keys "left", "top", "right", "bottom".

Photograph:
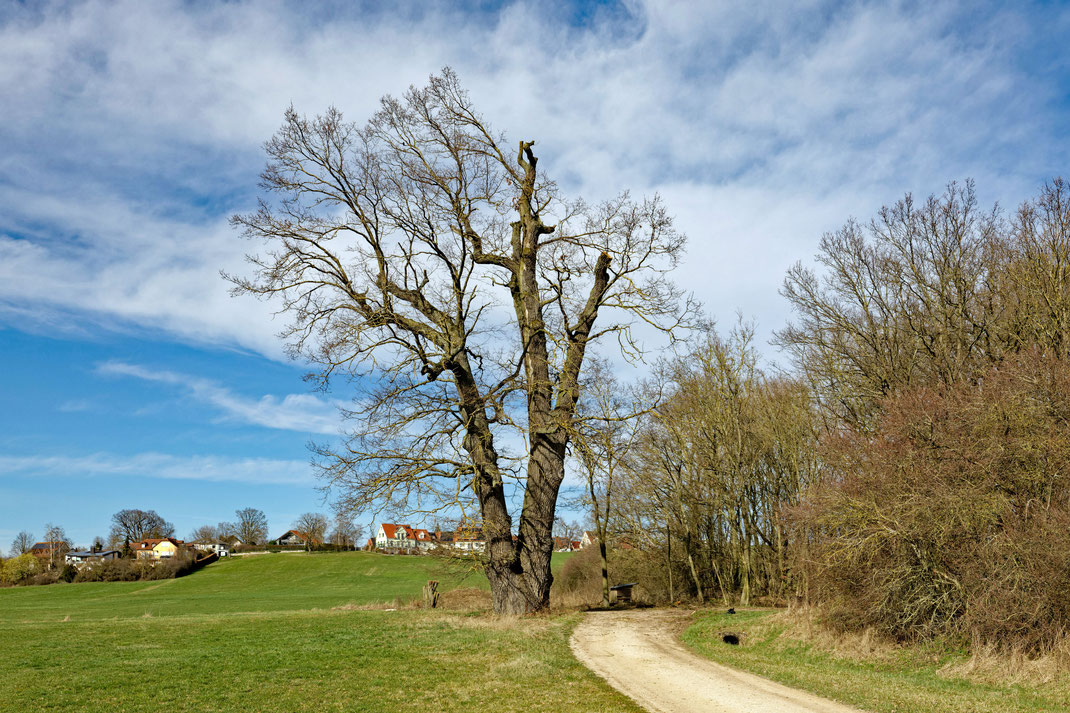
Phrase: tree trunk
[
  {"left": 482, "top": 433, "right": 566, "bottom": 614},
  {"left": 666, "top": 525, "right": 674, "bottom": 602},
  {"left": 600, "top": 539, "right": 610, "bottom": 607}
]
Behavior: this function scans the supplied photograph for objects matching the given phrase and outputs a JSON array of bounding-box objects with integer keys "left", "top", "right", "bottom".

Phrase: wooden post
[{"left": 423, "top": 580, "right": 440, "bottom": 609}]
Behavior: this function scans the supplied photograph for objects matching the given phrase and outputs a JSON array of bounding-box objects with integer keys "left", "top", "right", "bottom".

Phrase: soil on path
[{"left": 570, "top": 609, "right": 865, "bottom": 713}]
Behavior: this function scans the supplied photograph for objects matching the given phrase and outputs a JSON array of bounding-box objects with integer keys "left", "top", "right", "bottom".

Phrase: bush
[
  {"left": 800, "top": 352, "right": 1070, "bottom": 653},
  {"left": 553, "top": 544, "right": 670, "bottom": 606},
  {"left": 1, "top": 554, "right": 39, "bottom": 585},
  {"left": 26, "top": 570, "right": 60, "bottom": 586}
]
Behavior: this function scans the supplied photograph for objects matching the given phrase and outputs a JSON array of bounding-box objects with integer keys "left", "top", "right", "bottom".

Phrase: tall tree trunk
[
  {"left": 481, "top": 433, "right": 566, "bottom": 614},
  {"left": 666, "top": 524, "right": 674, "bottom": 602},
  {"left": 684, "top": 532, "right": 705, "bottom": 603}
]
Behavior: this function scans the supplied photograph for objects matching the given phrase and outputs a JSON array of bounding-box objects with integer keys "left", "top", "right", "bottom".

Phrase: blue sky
[{"left": 1, "top": 0, "right": 1068, "bottom": 548}]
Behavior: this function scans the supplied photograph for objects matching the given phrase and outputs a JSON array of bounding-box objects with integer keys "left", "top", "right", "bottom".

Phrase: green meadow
[{"left": 0, "top": 551, "right": 634, "bottom": 713}]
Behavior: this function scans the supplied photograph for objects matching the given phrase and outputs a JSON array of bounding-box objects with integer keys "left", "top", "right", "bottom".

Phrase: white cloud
[
  {"left": 0, "top": 1, "right": 1065, "bottom": 359},
  {"left": 0, "top": 452, "right": 314, "bottom": 486},
  {"left": 97, "top": 361, "right": 342, "bottom": 435}
]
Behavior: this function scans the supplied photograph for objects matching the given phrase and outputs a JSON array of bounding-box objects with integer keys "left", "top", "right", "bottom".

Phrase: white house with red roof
[{"left": 376, "top": 523, "right": 439, "bottom": 551}]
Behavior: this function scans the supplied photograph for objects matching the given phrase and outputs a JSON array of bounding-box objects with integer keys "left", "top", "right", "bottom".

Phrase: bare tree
[
  {"left": 572, "top": 359, "right": 648, "bottom": 606},
  {"left": 553, "top": 518, "right": 583, "bottom": 544},
  {"left": 189, "top": 524, "right": 220, "bottom": 542},
  {"left": 42, "top": 523, "right": 71, "bottom": 569},
  {"left": 9, "top": 531, "right": 34, "bottom": 557},
  {"left": 329, "top": 511, "right": 362, "bottom": 549},
  {"left": 233, "top": 508, "right": 269, "bottom": 545},
  {"left": 293, "top": 512, "right": 329, "bottom": 547},
  {"left": 230, "top": 69, "right": 691, "bottom": 613},
  {"left": 109, "top": 509, "right": 174, "bottom": 544}
]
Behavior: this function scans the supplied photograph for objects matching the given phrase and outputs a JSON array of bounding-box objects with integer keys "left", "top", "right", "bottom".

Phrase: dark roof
[{"left": 67, "top": 550, "right": 120, "bottom": 558}]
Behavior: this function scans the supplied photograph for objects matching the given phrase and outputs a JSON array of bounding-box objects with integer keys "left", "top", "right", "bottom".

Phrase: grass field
[
  {"left": 0, "top": 551, "right": 638, "bottom": 713},
  {"left": 684, "top": 609, "right": 1070, "bottom": 713}
]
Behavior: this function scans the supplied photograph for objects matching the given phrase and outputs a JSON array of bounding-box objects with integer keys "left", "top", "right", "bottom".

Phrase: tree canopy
[{"left": 231, "top": 68, "right": 692, "bottom": 612}]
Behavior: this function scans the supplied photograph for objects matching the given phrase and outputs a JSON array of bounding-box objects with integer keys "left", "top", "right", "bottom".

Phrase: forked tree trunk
[{"left": 480, "top": 434, "right": 567, "bottom": 614}]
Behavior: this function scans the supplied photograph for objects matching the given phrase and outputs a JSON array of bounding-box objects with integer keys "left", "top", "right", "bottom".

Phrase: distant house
[
  {"left": 375, "top": 523, "right": 417, "bottom": 550},
  {"left": 30, "top": 541, "right": 67, "bottom": 562},
  {"left": 275, "top": 530, "right": 319, "bottom": 546},
  {"left": 553, "top": 537, "right": 580, "bottom": 552},
  {"left": 374, "top": 524, "right": 445, "bottom": 551},
  {"left": 580, "top": 531, "right": 598, "bottom": 549},
  {"left": 452, "top": 525, "right": 485, "bottom": 552},
  {"left": 131, "top": 538, "right": 185, "bottom": 560},
  {"left": 221, "top": 535, "right": 244, "bottom": 548},
  {"left": 65, "top": 550, "right": 121, "bottom": 566},
  {"left": 191, "top": 540, "right": 230, "bottom": 557}
]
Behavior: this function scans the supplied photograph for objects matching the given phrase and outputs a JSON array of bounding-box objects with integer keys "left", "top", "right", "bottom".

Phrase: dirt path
[{"left": 570, "top": 609, "right": 864, "bottom": 713}]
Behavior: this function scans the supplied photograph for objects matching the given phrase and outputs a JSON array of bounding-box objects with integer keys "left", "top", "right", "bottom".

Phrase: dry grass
[
  {"left": 436, "top": 586, "right": 492, "bottom": 611},
  {"left": 776, "top": 605, "right": 1070, "bottom": 686},
  {"left": 941, "top": 635, "right": 1070, "bottom": 685},
  {"left": 771, "top": 606, "right": 900, "bottom": 662}
]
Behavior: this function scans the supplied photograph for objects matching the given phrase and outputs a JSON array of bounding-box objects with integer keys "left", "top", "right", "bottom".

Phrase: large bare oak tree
[{"left": 230, "top": 69, "right": 691, "bottom": 613}]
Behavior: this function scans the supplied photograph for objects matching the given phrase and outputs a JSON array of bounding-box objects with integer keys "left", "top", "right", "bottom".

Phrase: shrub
[
  {"left": 1, "top": 554, "right": 39, "bottom": 585},
  {"left": 800, "top": 352, "right": 1070, "bottom": 653}
]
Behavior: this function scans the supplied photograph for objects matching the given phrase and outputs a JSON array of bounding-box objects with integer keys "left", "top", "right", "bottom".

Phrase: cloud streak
[
  {"left": 97, "top": 361, "right": 342, "bottom": 435},
  {"left": 0, "top": 452, "right": 315, "bottom": 486},
  {"left": 0, "top": 1, "right": 1066, "bottom": 356}
]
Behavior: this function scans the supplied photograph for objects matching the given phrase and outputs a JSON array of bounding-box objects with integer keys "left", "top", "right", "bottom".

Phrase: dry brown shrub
[
  {"left": 797, "top": 352, "right": 1070, "bottom": 654},
  {"left": 551, "top": 545, "right": 675, "bottom": 609}
]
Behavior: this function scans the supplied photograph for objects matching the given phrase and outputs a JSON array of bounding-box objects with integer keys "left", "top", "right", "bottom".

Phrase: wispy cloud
[
  {"left": 57, "top": 399, "right": 91, "bottom": 413},
  {"left": 97, "top": 361, "right": 342, "bottom": 435},
  {"left": 0, "top": 1, "right": 1066, "bottom": 355},
  {"left": 0, "top": 452, "right": 314, "bottom": 486}
]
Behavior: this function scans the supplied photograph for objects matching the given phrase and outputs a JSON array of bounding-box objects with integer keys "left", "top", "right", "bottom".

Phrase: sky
[{"left": 1, "top": 0, "right": 1068, "bottom": 548}]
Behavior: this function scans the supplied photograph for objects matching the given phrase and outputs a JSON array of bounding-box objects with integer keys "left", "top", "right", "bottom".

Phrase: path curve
[{"left": 570, "top": 609, "right": 864, "bottom": 713}]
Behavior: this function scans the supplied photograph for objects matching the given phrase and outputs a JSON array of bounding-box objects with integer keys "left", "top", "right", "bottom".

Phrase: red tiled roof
[
  {"left": 277, "top": 530, "right": 320, "bottom": 544},
  {"left": 452, "top": 528, "right": 484, "bottom": 542}
]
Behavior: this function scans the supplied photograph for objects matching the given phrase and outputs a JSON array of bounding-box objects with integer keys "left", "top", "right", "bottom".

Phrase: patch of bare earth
[{"left": 570, "top": 609, "right": 865, "bottom": 713}]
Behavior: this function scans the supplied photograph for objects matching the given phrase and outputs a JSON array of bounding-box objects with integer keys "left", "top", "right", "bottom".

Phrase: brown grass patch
[
  {"left": 775, "top": 605, "right": 1070, "bottom": 685},
  {"left": 436, "top": 587, "right": 492, "bottom": 611},
  {"left": 940, "top": 636, "right": 1070, "bottom": 685}
]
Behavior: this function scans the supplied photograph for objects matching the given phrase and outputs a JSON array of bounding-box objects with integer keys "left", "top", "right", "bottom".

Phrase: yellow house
[{"left": 132, "top": 538, "right": 184, "bottom": 560}]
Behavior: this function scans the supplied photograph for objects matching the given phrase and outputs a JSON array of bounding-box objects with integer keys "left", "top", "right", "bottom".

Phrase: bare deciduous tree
[
  {"left": 572, "top": 359, "right": 648, "bottom": 606},
  {"left": 109, "top": 509, "right": 174, "bottom": 545},
  {"left": 9, "top": 531, "right": 34, "bottom": 557},
  {"left": 189, "top": 525, "right": 220, "bottom": 542},
  {"left": 293, "top": 512, "right": 329, "bottom": 547},
  {"left": 329, "top": 512, "right": 362, "bottom": 548},
  {"left": 42, "top": 523, "right": 71, "bottom": 569},
  {"left": 233, "top": 508, "right": 269, "bottom": 545},
  {"left": 230, "top": 69, "right": 692, "bottom": 613}
]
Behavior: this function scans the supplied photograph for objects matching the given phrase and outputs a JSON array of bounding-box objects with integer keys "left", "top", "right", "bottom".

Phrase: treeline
[{"left": 580, "top": 179, "right": 1070, "bottom": 653}]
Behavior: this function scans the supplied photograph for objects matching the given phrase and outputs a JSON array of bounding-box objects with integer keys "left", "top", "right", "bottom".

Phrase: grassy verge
[
  {"left": 0, "top": 551, "right": 636, "bottom": 713},
  {"left": 683, "top": 610, "right": 1070, "bottom": 713}
]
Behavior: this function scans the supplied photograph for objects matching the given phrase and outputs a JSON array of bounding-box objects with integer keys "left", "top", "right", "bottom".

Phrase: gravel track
[{"left": 570, "top": 609, "right": 864, "bottom": 713}]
